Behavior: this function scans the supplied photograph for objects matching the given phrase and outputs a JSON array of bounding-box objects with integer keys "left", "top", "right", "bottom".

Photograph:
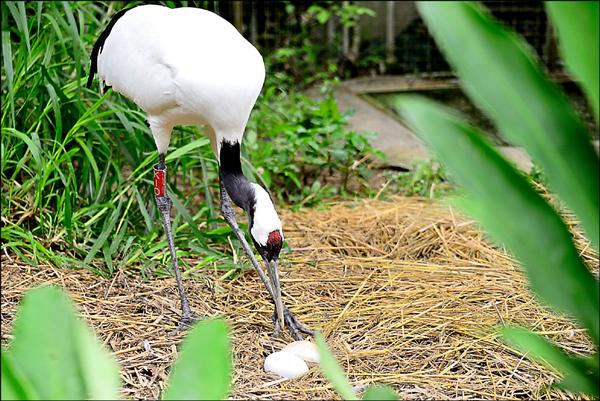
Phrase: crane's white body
[
  {"left": 95, "top": 4, "right": 280, "bottom": 246},
  {"left": 89, "top": 5, "right": 312, "bottom": 335},
  {"left": 97, "top": 4, "right": 265, "bottom": 156}
]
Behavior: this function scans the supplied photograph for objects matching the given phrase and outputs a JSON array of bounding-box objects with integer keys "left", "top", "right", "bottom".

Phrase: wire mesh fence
[{"left": 193, "top": 1, "right": 562, "bottom": 77}]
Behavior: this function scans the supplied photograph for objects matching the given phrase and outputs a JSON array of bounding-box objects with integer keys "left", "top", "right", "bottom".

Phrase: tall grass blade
[
  {"left": 163, "top": 319, "right": 231, "bottom": 400},
  {"left": 315, "top": 332, "right": 358, "bottom": 400},
  {"left": 417, "top": 1, "right": 599, "bottom": 251},
  {"left": 84, "top": 201, "right": 122, "bottom": 265},
  {"left": 134, "top": 187, "right": 153, "bottom": 233},
  {"left": 1, "top": 31, "right": 15, "bottom": 127},
  {"left": 63, "top": 183, "right": 73, "bottom": 242},
  {"left": 165, "top": 137, "right": 210, "bottom": 162},
  {"left": 169, "top": 191, "right": 203, "bottom": 240},
  {"left": 4, "top": 129, "right": 43, "bottom": 172},
  {"left": 6, "top": 2, "right": 30, "bottom": 52},
  {"left": 395, "top": 96, "right": 599, "bottom": 347},
  {"left": 546, "top": 2, "right": 599, "bottom": 122},
  {"left": 6, "top": 286, "right": 121, "bottom": 399}
]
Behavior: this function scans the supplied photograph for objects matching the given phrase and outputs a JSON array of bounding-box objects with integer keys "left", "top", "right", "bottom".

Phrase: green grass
[
  {"left": 1, "top": 1, "right": 384, "bottom": 277},
  {"left": 0, "top": 1, "right": 245, "bottom": 276}
]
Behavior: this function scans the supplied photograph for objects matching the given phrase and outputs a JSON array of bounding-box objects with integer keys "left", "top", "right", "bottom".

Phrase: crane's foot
[
  {"left": 170, "top": 311, "right": 202, "bottom": 335},
  {"left": 272, "top": 306, "right": 314, "bottom": 341},
  {"left": 177, "top": 312, "right": 201, "bottom": 331}
]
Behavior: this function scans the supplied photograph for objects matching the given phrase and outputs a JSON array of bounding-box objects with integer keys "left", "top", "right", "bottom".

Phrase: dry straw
[{"left": 1, "top": 196, "right": 597, "bottom": 399}]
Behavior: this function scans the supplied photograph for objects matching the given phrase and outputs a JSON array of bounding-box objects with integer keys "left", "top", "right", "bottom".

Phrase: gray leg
[
  {"left": 219, "top": 182, "right": 313, "bottom": 340},
  {"left": 219, "top": 183, "right": 275, "bottom": 297},
  {"left": 154, "top": 159, "right": 198, "bottom": 330}
]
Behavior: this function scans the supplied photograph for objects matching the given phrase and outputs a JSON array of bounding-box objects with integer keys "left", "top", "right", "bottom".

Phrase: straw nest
[{"left": 1, "top": 196, "right": 597, "bottom": 400}]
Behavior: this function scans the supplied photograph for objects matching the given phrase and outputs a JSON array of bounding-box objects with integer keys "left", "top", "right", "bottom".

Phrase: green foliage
[
  {"left": 1, "top": 286, "right": 121, "bottom": 400},
  {"left": 1, "top": 1, "right": 232, "bottom": 276},
  {"left": 2, "top": 288, "right": 406, "bottom": 401},
  {"left": 397, "top": 96, "right": 599, "bottom": 344},
  {"left": 546, "top": 2, "right": 599, "bottom": 121},
  {"left": 501, "top": 327, "right": 599, "bottom": 396},
  {"left": 1, "top": 1, "right": 382, "bottom": 274},
  {"left": 267, "top": 2, "right": 377, "bottom": 85},
  {"left": 244, "top": 84, "right": 383, "bottom": 207},
  {"left": 417, "top": 1, "right": 599, "bottom": 251},
  {"left": 307, "top": 3, "right": 375, "bottom": 28},
  {"left": 384, "top": 160, "right": 453, "bottom": 198},
  {"left": 162, "top": 319, "right": 231, "bottom": 400},
  {"left": 315, "top": 332, "right": 358, "bottom": 400},
  {"left": 1, "top": 286, "right": 233, "bottom": 401},
  {"left": 362, "top": 386, "right": 400, "bottom": 401},
  {"left": 394, "top": 1, "right": 599, "bottom": 396},
  {"left": 315, "top": 332, "right": 399, "bottom": 400}
]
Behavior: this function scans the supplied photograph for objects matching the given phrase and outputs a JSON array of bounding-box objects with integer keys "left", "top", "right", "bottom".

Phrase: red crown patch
[{"left": 267, "top": 230, "right": 282, "bottom": 247}]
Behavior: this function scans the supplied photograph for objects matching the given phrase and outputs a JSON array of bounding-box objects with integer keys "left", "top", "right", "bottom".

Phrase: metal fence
[
  {"left": 166, "top": 1, "right": 561, "bottom": 77},
  {"left": 388, "top": 1, "right": 559, "bottom": 75}
]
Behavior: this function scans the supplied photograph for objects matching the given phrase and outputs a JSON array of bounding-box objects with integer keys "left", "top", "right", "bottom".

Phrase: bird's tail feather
[{"left": 86, "top": 7, "right": 132, "bottom": 91}]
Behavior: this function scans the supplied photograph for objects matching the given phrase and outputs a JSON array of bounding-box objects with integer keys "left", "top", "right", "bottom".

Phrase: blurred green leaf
[
  {"left": 502, "top": 326, "right": 599, "bottom": 396},
  {"left": 559, "top": 355, "right": 600, "bottom": 396},
  {"left": 1, "top": 351, "right": 39, "bottom": 400},
  {"left": 307, "top": 5, "right": 331, "bottom": 24},
  {"left": 546, "top": 1, "right": 599, "bottom": 121},
  {"left": 163, "top": 319, "right": 231, "bottom": 400},
  {"left": 315, "top": 332, "right": 358, "bottom": 400},
  {"left": 362, "top": 385, "right": 398, "bottom": 400},
  {"left": 417, "top": 1, "right": 599, "bottom": 251},
  {"left": 394, "top": 96, "right": 599, "bottom": 347},
  {"left": 5, "top": 286, "right": 121, "bottom": 400}
]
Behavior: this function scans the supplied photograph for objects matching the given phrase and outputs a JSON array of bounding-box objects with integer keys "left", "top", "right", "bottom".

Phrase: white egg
[
  {"left": 280, "top": 340, "right": 320, "bottom": 363},
  {"left": 264, "top": 351, "right": 309, "bottom": 379}
]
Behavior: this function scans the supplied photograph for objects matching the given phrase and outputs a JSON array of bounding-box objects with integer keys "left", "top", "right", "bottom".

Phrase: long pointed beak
[{"left": 266, "top": 259, "right": 284, "bottom": 325}]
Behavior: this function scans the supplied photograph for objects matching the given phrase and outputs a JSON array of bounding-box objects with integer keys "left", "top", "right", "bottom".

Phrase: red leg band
[{"left": 154, "top": 166, "right": 167, "bottom": 197}]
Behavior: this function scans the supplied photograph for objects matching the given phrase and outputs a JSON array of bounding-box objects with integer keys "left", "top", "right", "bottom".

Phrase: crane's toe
[
  {"left": 272, "top": 307, "right": 314, "bottom": 341},
  {"left": 171, "top": 311, "right": 202, "bottom": 335}
]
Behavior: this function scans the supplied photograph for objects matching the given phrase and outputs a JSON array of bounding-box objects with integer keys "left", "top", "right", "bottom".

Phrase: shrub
[{"left": 244, "top": 83, "right": 384, "bottom": 207}]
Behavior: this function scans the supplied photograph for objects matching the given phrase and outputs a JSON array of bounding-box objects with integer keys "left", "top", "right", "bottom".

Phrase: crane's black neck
[{"left": 220, "top": 140, "right": 255, "bottom": 215}]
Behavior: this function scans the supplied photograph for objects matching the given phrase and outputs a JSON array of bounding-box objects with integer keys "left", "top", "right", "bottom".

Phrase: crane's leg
[
  {"left": 154, "top": 153, "right": 198, "bottom": 330},
  {"left": 219, "top": 181, "right": 313, "bottom": 340}
]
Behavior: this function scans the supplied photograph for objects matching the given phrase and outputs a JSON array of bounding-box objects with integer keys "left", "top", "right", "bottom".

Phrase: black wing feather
[{"left": 86, "top": 7, "right": 132, "bottom": 90}]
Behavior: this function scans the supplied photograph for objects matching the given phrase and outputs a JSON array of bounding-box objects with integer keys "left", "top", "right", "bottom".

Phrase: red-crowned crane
[{"left": 87, "top": 4, "right": 312, "bottom": 340}]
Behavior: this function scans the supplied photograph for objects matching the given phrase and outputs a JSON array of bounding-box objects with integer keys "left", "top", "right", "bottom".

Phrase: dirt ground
[{"left": 1, "top": 196, "right": 597, "bottom": 400}]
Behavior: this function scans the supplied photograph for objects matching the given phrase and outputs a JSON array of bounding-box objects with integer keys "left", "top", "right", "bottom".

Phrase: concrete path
[
  {"left": 332, "top": 86, "right": 429, "bottom": 170},
  {"left": 325, "top": 77, "right": 598, "bottom": 172}
]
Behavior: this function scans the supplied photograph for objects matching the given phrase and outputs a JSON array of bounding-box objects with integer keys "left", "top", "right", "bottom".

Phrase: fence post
[
  {"left": 386, "top": 1, "right": 396, "bottom": 64},
  {"left": 233, "top": 1, "right": 243, "bottom": 33},
  {"left": 250, "top": 1, "right": 258, "bottom": 46},
  {"left": 343, "top": 1, "right": 350, "bottom": 60}
]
